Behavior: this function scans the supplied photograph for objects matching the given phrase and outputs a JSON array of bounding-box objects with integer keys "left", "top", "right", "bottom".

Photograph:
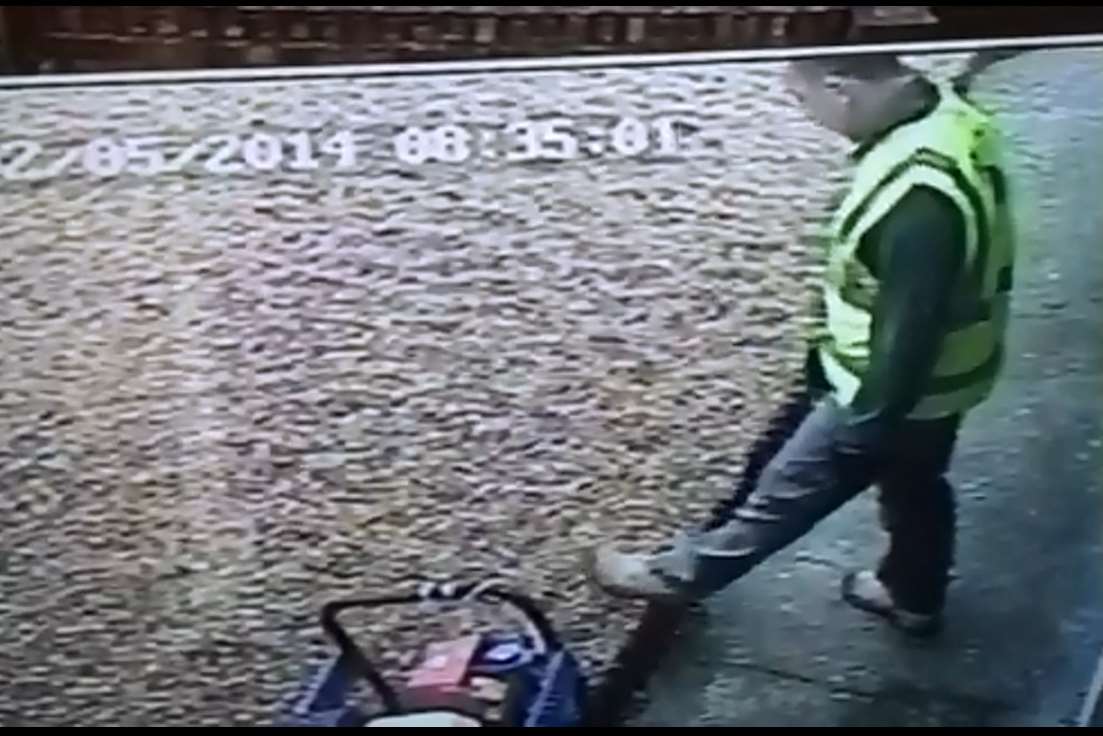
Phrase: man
[{"left": 590, "top": 53, "right": 1016, "bottom": 637}]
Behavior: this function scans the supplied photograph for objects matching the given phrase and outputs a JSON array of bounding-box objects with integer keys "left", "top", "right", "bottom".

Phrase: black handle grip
[{"left": 318, "top": 581, "right": 560, "bottom": 712}]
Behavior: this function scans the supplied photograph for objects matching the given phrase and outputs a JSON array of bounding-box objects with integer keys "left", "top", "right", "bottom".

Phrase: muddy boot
[{"left": 841, "top": 570, "right": 942, "bottom": 638}]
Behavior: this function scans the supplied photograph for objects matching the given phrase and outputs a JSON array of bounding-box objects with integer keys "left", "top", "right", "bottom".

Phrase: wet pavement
[{"left": 626, "top": 48, "right": 1103, "bottom": 727}]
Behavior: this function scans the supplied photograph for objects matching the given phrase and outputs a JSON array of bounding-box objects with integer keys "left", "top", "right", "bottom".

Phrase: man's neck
[{"left": 852, "top": 77, "right": 940, "bottom": 160}]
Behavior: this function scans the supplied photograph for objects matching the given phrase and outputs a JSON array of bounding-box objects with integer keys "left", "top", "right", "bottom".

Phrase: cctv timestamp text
[
  {"left": 392, "top": 116, "right": 696, "bottom": 165},
  {"left": 0, "top": 116, "right": 698, "bottom": 183}
]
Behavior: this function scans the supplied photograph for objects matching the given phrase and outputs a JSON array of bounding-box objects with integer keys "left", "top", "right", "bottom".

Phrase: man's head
[{"left": 786, "top": 53, "right": 935, "bottom": 142}]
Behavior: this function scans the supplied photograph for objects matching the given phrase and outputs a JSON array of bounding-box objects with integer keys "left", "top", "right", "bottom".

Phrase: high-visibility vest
[{"left": 817, "top": 81, "right": 1016, "bottom": 420}]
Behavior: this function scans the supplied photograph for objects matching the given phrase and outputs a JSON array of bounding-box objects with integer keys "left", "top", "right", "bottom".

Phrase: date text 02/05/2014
[{"left": 0, "top": 117, "right": 698, "bottom": 182}]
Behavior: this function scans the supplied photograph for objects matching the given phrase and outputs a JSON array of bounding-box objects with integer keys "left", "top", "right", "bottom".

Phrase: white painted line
[
  {"left": 1077, "top": 649, "right": 1103, "bottom": 726},
  {"left": 0, "top": 32, "right": 1101, "bottom": 90}
]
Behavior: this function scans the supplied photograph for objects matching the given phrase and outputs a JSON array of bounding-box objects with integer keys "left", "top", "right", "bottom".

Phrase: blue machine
[{"left": 279, "top": 581, "right": 588, "bottom": 727}]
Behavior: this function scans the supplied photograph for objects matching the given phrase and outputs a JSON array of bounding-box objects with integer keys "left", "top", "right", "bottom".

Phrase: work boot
[
  {"left": 841, "top": 570, "right": 942, "bottom": 638},
  {"left": 588, "top": 544, "right": 693, "bottom": 604}
]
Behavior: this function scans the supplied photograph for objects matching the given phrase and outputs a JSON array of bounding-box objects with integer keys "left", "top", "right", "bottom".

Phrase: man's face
[
  {"left": 785, "top": 60, "right": 857, "bottom": 138},
  {"left": 786, "top": 57, "right": 916, "bottom": 142}
]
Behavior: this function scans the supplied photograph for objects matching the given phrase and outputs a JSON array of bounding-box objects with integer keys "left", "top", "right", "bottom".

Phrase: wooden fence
[{"left": 0, "top": 6, "right": 1101, "bottom": 75}]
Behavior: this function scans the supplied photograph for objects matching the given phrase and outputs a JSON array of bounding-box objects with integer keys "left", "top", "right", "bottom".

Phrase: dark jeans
[{"left": 652, "top": 397, "right": 961, "bottom": 615}]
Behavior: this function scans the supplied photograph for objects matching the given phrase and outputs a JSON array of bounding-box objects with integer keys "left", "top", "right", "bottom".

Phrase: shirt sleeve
[{"left": 833, "top": 185, "right": 966, "bottom": 458}]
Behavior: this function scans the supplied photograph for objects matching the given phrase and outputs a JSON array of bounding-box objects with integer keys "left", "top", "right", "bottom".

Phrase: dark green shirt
[
  {"left": 835, "top": 185, "right": 966, "bottom": 455},
  {"left": 803, "top": 78, "right": 972, "bottom": 459}
]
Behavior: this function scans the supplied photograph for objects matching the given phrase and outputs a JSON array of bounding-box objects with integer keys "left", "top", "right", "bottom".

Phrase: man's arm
[{"left": 834, "top": 185, "right": 966, "bottom": 461}]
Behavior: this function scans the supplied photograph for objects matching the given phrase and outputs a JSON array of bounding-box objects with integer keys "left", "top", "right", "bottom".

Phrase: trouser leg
[
  {"left": 874, "top": 415, "right": 961, "bottom": 615},
  {"left": 651, "top": 397, "right": 875, "bottom": 597}
]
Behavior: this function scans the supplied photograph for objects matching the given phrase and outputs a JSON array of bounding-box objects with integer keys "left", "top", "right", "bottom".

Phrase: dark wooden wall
[{"left": 0, "top": 6, "right": 1101, "bottom": 75}]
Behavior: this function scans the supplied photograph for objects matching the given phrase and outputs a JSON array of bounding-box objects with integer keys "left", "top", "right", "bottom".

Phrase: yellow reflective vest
[{"left": 817, "top": 82, "right": 1016, "bottom": 420}]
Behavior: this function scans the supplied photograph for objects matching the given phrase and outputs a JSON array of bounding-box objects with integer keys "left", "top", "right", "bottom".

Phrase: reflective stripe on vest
[{"left": 818, "top": 83, "right": 1013, "bottom": 420}]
